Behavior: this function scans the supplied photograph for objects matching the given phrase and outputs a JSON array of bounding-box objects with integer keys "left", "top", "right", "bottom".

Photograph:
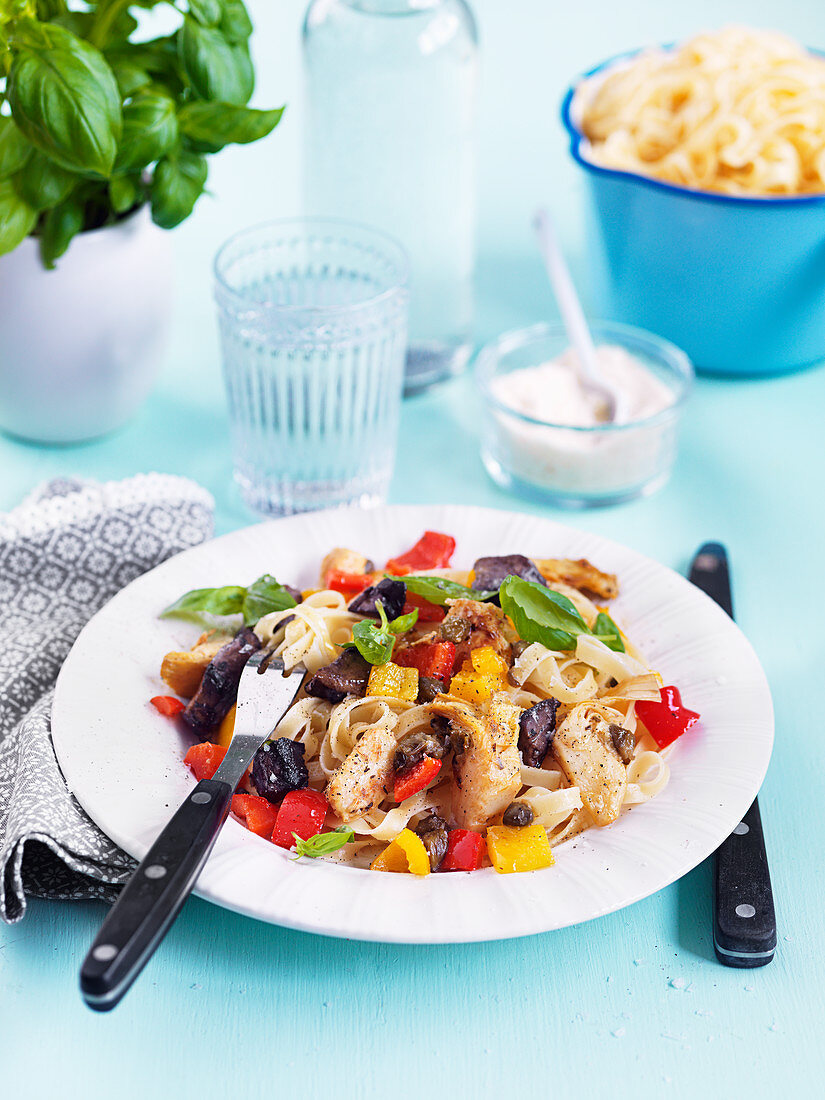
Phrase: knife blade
[{"left": 689, "top": 541, "right": 777, "bottom": 968}]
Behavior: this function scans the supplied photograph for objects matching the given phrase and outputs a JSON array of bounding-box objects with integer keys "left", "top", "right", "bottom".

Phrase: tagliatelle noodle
[
  {"left": 255, "top": 590, "right": 359, "bottom": 674},
  {"left": 577, "top": 26, "right": 825, "bottom": 195}
]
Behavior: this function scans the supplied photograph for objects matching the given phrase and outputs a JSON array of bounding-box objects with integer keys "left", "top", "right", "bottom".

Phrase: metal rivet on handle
[
  {"left": 733, "top": 822, "right": 749, "bottom": 836},
  {"left": 736, "top": 904, "right": 756, "bottom": 919},
  {"left": 144, "top": 864, "right": 167, "bottom": 879},
  {"left": 191, "top": 792, "right": 211, "bottom": 804},
  {"left": 92, "top": 944, "right": 118, "bottom": 962}
]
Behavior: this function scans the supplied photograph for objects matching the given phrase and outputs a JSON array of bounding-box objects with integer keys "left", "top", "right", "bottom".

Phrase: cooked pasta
[
  {"left": 576, "top": 26, "right": 825, "bottom": 196},
  {"left": 165, "top": 531, "right": 700, "bottom": 876}
]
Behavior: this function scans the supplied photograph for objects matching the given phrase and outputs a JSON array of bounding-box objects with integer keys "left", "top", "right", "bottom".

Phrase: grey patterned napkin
[{"left": 0, "top": 474, "right": 214, "bottom": 923}]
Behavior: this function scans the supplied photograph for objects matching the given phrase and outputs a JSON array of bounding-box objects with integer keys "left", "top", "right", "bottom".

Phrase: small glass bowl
[{"left": 475, "top": 320, "right": 693, "bottom": 508}]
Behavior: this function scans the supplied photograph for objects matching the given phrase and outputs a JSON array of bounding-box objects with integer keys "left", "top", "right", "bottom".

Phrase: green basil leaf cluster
[
  {"left": 350, "top": 600, "right": 419, "bottom": 666},
  {"left": 499, "top": 575, "right": 625, "bottom": 653},
  {"left": 292, "top": 826, "right": 354, "bottom": 859},
  {"left": 160, "top": 574, "right": 296, "bottom": 627},
  {"left": 0, "top": 1, "right": 283, "bottom": 268},
  {"left": 400, "top": 575, "right": 497, "bottom": 606}
]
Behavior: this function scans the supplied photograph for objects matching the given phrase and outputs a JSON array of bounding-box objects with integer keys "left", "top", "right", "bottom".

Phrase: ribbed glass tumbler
[{"left": 213, "top": 219, "right": 409, "bottom": 515}]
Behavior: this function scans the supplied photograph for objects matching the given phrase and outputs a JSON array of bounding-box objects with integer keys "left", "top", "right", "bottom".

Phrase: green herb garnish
[
  {"left": 292, "top": 826, "right": 355, "bottom": 859},
  {"left": 350, "top": 600, "right": 418, "bottom": 665},
  {"left": 160, "top": 574, "right": 296, "bottom": 627},
  {"left": 400, "top": 575, "right": 496, "bottom": 606},
  {"left": 593, "top": 611, "right": 625, "bottom": 653},
  {"left": 499, "top": 575, "right": 593, "bottom": 651}
]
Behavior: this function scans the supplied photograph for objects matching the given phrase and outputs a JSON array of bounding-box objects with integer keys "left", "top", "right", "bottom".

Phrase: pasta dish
[
  {"left": 575, "top": 26, "right": 825, "bottom": 196},
  {"left": 152, "top": 530, "right": 699, "bottom": 875}
]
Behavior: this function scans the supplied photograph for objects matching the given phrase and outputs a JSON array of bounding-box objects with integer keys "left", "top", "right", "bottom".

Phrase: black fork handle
[{"left": 80, "top": 777, "right": 233, "bottom": 1011}]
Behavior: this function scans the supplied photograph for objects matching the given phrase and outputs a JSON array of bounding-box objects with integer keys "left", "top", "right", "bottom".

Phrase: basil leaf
[
  {"left": 178, "top": 101, "right": 283, "bottom": 148},
  {"left": 0, "top": 117, "right": 31, "bottom": 180},
  {"left": 351, "top": 618, "right": 394, "bottom": 666},
  {"left": 220, "top": 0, "right": 253, "bottom": 43},
  {"left": 109, "top": 174, "right": 139, "bottom": 215},
  {"left": 0, "top": 179, "right": 37, "bottom": 257},
  {"left": 13, "top": 149, "right": 76, "bottom": 210},
  {"left": 293, "top": 826, "right": 354, "bottom": 859},
  {"left": 8, "top": 22, "right": 122, "bottom": 177},
  {"left": 115, "top": 89, "right": 178, "bottom": 172},
  {"left": 499, "top": 575, "right": 591, "bottom": 652},
  {"left": 178, "top": 16, "right": 254, "bottom": 105},
  {"left": 401, "top": 575, "right": 497, "bottom": 606},
  {"left": 150, "top": 149, "right": 207, "bottom": 228},
  {"left": 189, "top": 0, "right": 223, "bottom": 27},
  {"left": 160, "top": 584, "right": 246, "bottom": 622},
  {"left": 38, "top": 193, "right": 85, "bottom": 269},
  {"left": 593, "top": 611, "right": 625, "bottom": 653},
  {"left": 109, "top": 59, "right": 152, "bottom": 97},
  {"left": 389, "top": 608, "right": 418, "bottom": 634},
  {"left": 242, "top": 574, "right": 297, "bottom": 626}
]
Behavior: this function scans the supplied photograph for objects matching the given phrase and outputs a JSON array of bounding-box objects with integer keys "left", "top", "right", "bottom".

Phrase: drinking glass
[{"left": 213, "top": 219, "right": 409, "bottom": 515}]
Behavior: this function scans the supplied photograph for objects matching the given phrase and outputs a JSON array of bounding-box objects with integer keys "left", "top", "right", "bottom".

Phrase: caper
[
  {"left": 609, "top": 723, "right": 636, "bottom": 764},
  {"left": 393, "top": 726, "right": 450, "bottom": 775},
  {"left": 502, "top": 801, "right": 534, "bottom": 827},
  {"left": 417, "top": 675, "right": 444, "bottom": 703},
  {"left": 415, "top": 813, "right": 448, "bottom": 870},
  {"left": 511, "top": 639, "right": 530, "bottom": 659},
  {"left": 440, "top": 616, "right": 471, "bottom": 643}
]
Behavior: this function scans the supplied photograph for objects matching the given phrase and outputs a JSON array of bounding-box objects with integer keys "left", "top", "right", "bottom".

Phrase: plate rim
[{"left": 52, "top": 502, "right": 774, "bottom": 943}]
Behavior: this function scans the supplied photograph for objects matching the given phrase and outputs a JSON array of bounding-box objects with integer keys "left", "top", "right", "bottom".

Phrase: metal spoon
[{"left": 532, "top": 207, "right": 625, "bottom": 422}]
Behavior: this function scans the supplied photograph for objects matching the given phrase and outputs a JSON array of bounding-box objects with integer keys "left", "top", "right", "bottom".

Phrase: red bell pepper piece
[
  {"left": 402, "top": 592, "right": 446, "bottom": 622},
  {"left": 183, "top": 742, "right": 227, "bottom": 782},
  {"left": 441, "top": 829, "right": 485, "bottom": 872},
  {"left": 151, "top": 694, "right": 185, "bottom": 717},
  {"left": 385, "top": 530, "right": 456, "bottom": 574},
  {"left": 635, "top": 685, "right": 700, "bottom": 749},
  {"left": 272, "top": 788, "right": 329, "bottom": 849},
  {"left": 324, "top": 569, "right": 373, "bottom": 596},
  {"left": 394, "top": 640, "right": 455, "bottom": 681},
  {"left": 231, "top": 793, "right": 279, "bottom": 839},
  {"left": 393, "top": 756, "right": 442, "bottom": 802}
]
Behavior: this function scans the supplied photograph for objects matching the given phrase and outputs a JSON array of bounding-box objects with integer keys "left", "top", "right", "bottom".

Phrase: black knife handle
[
  {"left": 80, "top": 777, "right": 233, "bottom": 1011},
  {"left": 689, "top": 541, "right": 776, "bottom": 968},
  {"left": 714, "top": 798, "right": 776, "bottom": 967}
]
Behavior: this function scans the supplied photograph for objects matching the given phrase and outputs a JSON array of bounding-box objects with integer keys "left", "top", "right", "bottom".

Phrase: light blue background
[{"left": 2, "top": 2, "right": 824, "bottom": 1096}]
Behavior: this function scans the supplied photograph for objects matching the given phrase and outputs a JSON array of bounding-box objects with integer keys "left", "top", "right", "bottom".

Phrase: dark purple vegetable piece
[
  {"left": 304, "top": 648, "right": 371, "bottom": 704},
  {"left": 252, "top": 737, "right": 308, "bottom": 804},
  {"left": 183, "top": 627, "right": 261, "bottom": 736},
  {"left": 472, "top": 555, "right": 548, "bottom": 601},
  {"left": 348, "top": 577, "right": 407, "bottom": 620},
  {"left": 283, "top": 584, "right": 303, "bottom": 605},
  {"left": 415, "top": 813, "right": 449, "bottom": 871},
  {"left": 518, "top": 697, "right": 559, "bottom": 767}
]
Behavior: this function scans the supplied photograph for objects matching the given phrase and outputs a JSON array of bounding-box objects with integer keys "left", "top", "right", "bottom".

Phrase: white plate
[{"left": 52, "top": 504, "right": 773, "bottom": 943}]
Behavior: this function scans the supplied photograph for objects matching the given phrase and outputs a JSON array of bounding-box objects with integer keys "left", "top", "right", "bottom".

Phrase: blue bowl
[{"left": 561, "top": 52, "right": 825, "bottom": 377}]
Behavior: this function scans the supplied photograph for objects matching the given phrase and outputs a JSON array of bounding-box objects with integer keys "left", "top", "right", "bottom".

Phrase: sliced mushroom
[{"left": 182, "top": 628, "right": 261, "bottom": 736}]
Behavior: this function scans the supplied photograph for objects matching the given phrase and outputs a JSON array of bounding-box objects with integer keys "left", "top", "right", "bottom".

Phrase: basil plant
[{"left": 0, "top": 1, "right": 283, "bottom": 267}]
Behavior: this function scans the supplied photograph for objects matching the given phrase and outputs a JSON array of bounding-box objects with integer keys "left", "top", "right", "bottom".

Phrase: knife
[
  {"left": 80, "top": 653, "right": 306, "bottom": 1011},
  {"left": 689, "top": 542, "right": 776, "bottom": 968}
]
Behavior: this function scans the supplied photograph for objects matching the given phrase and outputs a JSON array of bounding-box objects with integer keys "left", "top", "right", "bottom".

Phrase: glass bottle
[{"left": 303, "top": 0, "right": 478, "bottom": 393}]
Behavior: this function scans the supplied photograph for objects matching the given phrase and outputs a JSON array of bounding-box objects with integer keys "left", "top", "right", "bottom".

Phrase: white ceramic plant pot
[{"left": 0, "top": 205, "right": 172, "bottom": 444}]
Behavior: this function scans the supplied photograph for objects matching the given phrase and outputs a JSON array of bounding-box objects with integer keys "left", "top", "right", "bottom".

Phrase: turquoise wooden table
[{"left": 3, "top": 2, "right": 825, "bottom": 1096}]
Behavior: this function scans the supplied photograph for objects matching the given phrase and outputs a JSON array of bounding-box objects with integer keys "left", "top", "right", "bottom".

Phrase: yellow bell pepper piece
[
  {"left": 486, "top": 822, "right": 555, "bottom": 874},
  {"left": 370, "top": 828, "right": 431, "bottom": 875},
  {"left": 367, "top": 661, "right": 419, "bottom": 702},
  {"left": 448, "top": 645, "right": 508, "bottom": 704},
  {"left": 217, "top": 704, "right": 236, "bottom": 749}
]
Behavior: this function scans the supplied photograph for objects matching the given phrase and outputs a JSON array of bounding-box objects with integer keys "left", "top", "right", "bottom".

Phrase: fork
[{"left": 80, "top": 652, "right": 306, "bottom": 1011}]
